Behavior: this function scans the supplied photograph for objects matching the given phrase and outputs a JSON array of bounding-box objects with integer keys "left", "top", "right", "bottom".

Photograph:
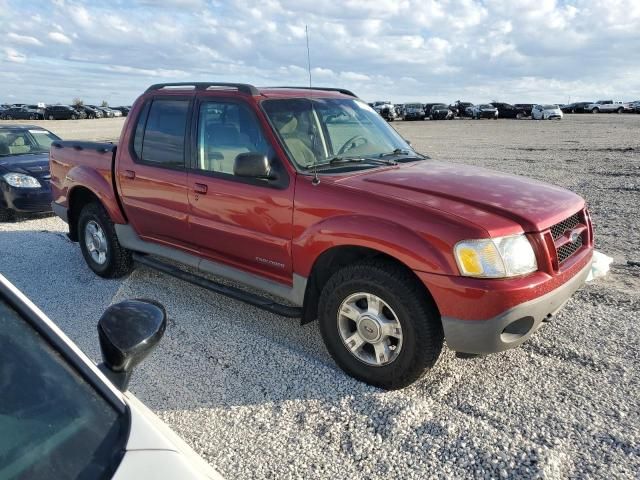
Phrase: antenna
[{"left": 306, "top": 25, "right": 320, "bottom": 186}]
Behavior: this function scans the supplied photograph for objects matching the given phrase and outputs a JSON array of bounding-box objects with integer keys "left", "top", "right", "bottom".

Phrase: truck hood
[
  {"left": 0, "top": 153, "right": 50, "bottom": 176},
  {"left": 336, "top": 160, "right": 584, "bottom": 235}
]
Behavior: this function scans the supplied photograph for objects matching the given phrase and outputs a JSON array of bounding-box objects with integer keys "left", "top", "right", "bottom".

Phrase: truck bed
[{"left": 49, "top": 140, "right": 122, "bottom": 224}]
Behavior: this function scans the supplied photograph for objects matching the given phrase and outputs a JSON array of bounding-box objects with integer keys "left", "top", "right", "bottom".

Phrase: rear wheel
[
  {"left": 78, "top": 202, "right": 133, "bottom": 278},
  {"left": 318, "top": 260, "right": 443, "bottom": 390},
  {"left": 516, "top": 112, "right": 523, "bottom": 120},
  {"left": 617, "top": 107, "right": 623, "bottom": 114},
  {"left": 592, "top": 108, "right": 599, "bottom": 114}
]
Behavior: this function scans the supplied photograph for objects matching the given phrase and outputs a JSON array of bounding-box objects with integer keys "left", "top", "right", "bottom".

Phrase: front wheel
[
  {"left": 0, "top": 208, "right": 14, "bottom": 222},
  {"left": 78, "top": 202, "right": 133, "bottom": 278},
  {"left": 617, "top": 107, "right": 623, "bottom": 114},
  {"left": 318, "top": 260, "right": 443, "bottom": 390}
]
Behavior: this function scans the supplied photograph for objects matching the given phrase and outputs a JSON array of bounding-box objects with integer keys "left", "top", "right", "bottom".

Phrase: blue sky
[{"left": 1, "top": 0, "right": 640, "bottom": 105}]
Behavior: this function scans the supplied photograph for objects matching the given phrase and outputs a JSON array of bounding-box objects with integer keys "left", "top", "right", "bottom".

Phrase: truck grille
[
  {"left": 557, "top": 235, "right": 583, "bottom": 263},
  {"left": 549, "top": 211, "right": 587, "bottom": 264}
]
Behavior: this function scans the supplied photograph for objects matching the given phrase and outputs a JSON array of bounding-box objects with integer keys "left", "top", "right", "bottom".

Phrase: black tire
[
  {"left": 29, "top": 114, "right": 36, "bottom": 120},
  {"left": 516, "top": 112, "right": 523, "bottom": 120},
  {"left": 318, "top": 259, "right": 443, "bottom": 390},
  {"left": 5, "top": 115, "right": 12, "bottom": 120},
  {"left": 616, "top": 107, "right": 623, "bottom": 114},
  {"left": 592, "top": 108, "right": 599, "bottom": 114},
  {"left": 48, "top": 115, "right": 55, "bottom": 120},
  {"left": 0, "top": 209, "right": 14, "bottom": 222},
  {"left": 71, "top": 114, "right": 78, "bottom": 120},
  {"left": 77, "top": 202, "right": 133, "bottom": 278}
]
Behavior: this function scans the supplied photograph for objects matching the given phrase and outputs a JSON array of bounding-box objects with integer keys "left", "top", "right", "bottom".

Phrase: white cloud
[
  {"left": 48, "top": 31, "right": 72, "bottom": 44},
  {"left": 7, "top": 32, "right": 43, "bottom": 46},
  {"left": 1, "top": 0, "right": 639, "bottom": 104},
  {"left": 4, "top": 47, "right": 27, "bottom": 63}
]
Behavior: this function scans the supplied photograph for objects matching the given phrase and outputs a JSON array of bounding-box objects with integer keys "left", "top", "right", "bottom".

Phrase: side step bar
[{"left": 132, "top": 253, "right": 302, "bottom": 318}]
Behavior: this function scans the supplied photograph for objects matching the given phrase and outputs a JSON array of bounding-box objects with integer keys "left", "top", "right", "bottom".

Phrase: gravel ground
[{"left": 1, "top": 115, "right": 638, "bottom": 479}]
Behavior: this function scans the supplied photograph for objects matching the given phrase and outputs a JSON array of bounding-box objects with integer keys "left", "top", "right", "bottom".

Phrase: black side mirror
[
  {"left": 97, "top": 299, "right": 167, "bottom": 391},
  {"left": 234, "top": 152, "right": 276, "bottom": 179}
]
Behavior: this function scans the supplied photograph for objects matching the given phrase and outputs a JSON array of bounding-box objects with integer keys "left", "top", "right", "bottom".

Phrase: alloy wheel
[
  {"left": 337, "top": 292, "right": 403, "bottom": 366},
  {"left": 84, "top": 220, "right": 108, "bottom": 265}
]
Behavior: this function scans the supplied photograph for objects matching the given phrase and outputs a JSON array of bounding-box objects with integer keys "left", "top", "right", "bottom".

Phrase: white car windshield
[
  {"left": 262, "top": 97, "right": 416, "bottom": 170},
  {"left": 542, "top": 105, "right": 558, "bottom": 110}
]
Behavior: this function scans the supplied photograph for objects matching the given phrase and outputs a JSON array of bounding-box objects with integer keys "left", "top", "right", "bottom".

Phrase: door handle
[
  {"left": 123, "top": 170, "right": 136, "bottom": 180},
  {"left": 194, "top": 183, "right": 208, "bottom": 194}
]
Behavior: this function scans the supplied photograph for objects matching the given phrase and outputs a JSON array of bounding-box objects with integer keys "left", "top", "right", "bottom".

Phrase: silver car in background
[{"left": 532, "top": 104, "right": 563, "bottom": 120}]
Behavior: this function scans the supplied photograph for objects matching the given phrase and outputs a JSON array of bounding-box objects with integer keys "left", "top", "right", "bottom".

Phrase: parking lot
[{"left": 1, "top": 115, "right": 638, "bottom": 478}]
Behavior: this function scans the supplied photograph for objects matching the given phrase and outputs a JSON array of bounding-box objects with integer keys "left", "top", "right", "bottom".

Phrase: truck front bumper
[{"left": 438, "top": 259, "right": 591, "bottom": 354}]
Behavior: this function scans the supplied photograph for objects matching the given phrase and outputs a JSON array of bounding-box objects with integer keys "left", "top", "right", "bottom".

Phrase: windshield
[
  {"left": 405, "top": 103, "right": 422, "bottom": 108},
  {"left": 262, "top": 97, "right": 414, "bottom": 170},
  {"left": 432, "top": 104, "right": 447, "bottom": 109},
  {"left": 479, "top": 104, "right": 494, "bottom": 109},
  {"left": 0, "top": 298, "right": 127, "bottom": 479},
  {"left": 542, "top": 105, "right": 558, "bottom": 110},
  {"left": 0, "top": 129, "right": 59, "bottom": 156}
]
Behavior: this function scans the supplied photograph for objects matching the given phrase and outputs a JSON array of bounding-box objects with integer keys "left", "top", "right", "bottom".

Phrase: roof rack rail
[
  {"left": 145, "top": 82, "right": 259, "bottom": 96},
  {"left": 267, "top": 86, "right": 357, "bottom": 97}
]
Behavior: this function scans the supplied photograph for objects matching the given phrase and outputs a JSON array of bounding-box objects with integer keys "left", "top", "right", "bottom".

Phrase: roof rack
[
  {"left": 145, "top": 82, "right": 259, "bottom": 96},
  {"left": 267, "top": 86, "right": 357, "bottom": 97}
]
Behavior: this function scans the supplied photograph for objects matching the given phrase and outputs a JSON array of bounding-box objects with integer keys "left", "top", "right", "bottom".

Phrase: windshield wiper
[
  {"left": 303, "top": 156, "right": 397, "bottom": 170},
  {"left": 378, "top": 148, "right": 426, "bottom": 159}
]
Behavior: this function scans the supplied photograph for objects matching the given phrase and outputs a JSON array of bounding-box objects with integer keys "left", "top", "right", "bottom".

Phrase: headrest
[
  {"left": 279, "top": 116, "right": 298, "bottom": 135},
  {"left": 12, "top": 137, "right": 25, "bottom": 146}
]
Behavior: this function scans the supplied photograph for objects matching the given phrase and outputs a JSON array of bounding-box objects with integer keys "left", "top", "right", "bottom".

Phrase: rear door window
[{"left": 137, "top": 99, "right": 189, "bottom": 169}]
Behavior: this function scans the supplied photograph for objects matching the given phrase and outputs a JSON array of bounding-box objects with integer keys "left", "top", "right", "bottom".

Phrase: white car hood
[{"left": 113, "top": 393, "right": 224, "bottom": 479}]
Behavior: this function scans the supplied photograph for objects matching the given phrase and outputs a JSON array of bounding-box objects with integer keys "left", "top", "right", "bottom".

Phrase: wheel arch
[{"left": 300, "top": 244, "right": 440, "bottom": 325}]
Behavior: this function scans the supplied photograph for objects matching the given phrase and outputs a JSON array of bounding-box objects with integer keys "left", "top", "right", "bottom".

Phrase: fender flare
[
  {"left": 293, "top": 214, "right": 455, "bottom": 278},
  {"left": 65, "top": 165, "right": 126, "bottom": 225}
]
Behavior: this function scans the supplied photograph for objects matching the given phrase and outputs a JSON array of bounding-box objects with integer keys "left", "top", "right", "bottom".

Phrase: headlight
[
  {"left": 3, "top": 173, "right": 41, "bottom": 188},
  {"left": 454, "top": 234, "right": 538, "bottom": 278}
]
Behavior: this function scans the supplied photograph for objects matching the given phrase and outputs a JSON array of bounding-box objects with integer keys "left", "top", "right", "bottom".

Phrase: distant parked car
[
  {"left": 45, "top": 105, "right": 80, "bottom": 120},
  {"left": 403, "top": 102, "right": 426, "bottom": 120},
  {"left": 531, "top": 104, "right": 563, "bottom": 120},
  {"left": 74, "top": 105, "right": 102, "bottom": 119},
  {"left": 429, "top": 104, "right": 454, "bottom": 120},
  {"left": 568, "top": 102, "right": 593, "bottom": 114},
  {"left": 371, "top": 101, "right": 397, "bottom": 121},
  {"left": 0, "top": 125, "right": 60, "bottom": 220},
  {"left": 587, "top": 100, "right": 626, "bottom": 114},
  {"left": 423, "top": 103, "right": 446, "bottom": 117},
  {"left": 470, "top": 104, "right": 498, "bottom": 120},
  {"left": 490, "top": 102, "right": 527, "bottom": 119},
  {"left": 560, "top": 104, "right": 575, "bottom": 113},
  {"left": 1, "top": 106, "right": 44, "bottom": 120},
  {"left": 71, "top": 106, "right": 88, "bottom": 119},
  {"left": 513, "top": 104, "right": 533, "bottom": 116},
  {"left": 449, "top": 101, "right": 474, "bottom": 117},
  {"left": 631, "top": 101, "right": 640, "bottom": 113},
  {"left": 88, "top": 105, "right": 114, "bottom": 118},
  {"left": 113, "top": 106, "right": 131, "bottom": 117}
]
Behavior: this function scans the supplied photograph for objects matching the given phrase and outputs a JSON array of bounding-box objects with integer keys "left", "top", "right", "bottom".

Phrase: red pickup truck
[{"left": 50, "top": 83, "right": 593, "bottom": 389}]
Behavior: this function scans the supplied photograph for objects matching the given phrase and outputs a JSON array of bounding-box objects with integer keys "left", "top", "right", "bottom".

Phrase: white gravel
[{"left": 1, "top": 115, "right": 638, "bottom": 479}]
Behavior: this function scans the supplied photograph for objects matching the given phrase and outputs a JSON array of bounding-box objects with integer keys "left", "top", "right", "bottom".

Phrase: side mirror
[
  {"left": 234, "top": 152, "right": 276, "bottom": 179},
  {"left": 97, "top": 299, "right": 167, "bottom": 391}
]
